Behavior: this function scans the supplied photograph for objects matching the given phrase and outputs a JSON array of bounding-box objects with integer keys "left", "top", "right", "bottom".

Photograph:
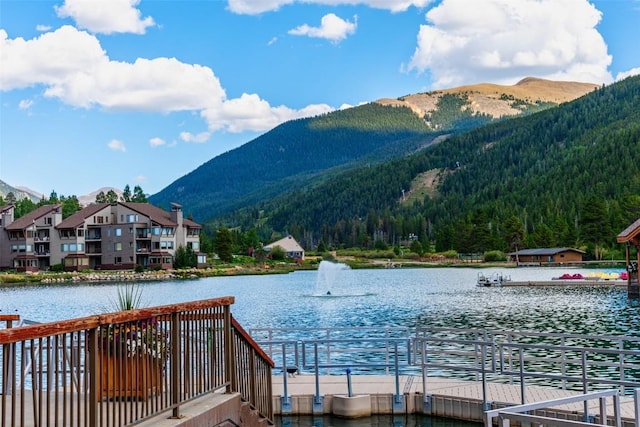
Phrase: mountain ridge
[
  {"left": 149, "top": 77, "right": 595, "bottom": 221},
  {"left": 376, "top": 77, "right": 599, "bottom": 120}
]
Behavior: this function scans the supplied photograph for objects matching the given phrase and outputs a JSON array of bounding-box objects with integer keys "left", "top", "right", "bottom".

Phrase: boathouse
[{"left": 509, "top": 247, "right": 585, "bottom": 264}]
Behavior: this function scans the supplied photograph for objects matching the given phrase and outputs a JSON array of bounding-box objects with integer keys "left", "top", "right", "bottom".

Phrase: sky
[{"left": 1, "top": 0, "right": 639, "bottom": 200}]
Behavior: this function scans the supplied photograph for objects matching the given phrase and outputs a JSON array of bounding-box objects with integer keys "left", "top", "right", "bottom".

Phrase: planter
[
  {"left": 332, "top": 394, "right": 371, "bottom": 418},
  {"left": 99, "top": 352, "right": 163, "bottom": 400}
]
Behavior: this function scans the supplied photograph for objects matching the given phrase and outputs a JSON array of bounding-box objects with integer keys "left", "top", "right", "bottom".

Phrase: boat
[
  {"left": 552, "top": 271, "right": 628, "bottom": 281},
  {"left": 477, "top": 272, "right": 511, "bottom": 287}
]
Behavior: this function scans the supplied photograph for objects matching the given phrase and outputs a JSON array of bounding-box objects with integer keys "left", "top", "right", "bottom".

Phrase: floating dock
[
  {"left": 271, "top": 374, "right": 638, "bottom": 426},
  {"left": 504, "top": 279, "right": 626, "bottom": 287}
]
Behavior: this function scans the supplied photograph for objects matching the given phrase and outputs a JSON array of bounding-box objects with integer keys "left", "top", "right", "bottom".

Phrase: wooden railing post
[
  {"left": 171, "top": 312, "right": 181, "bottom": 419},
  {"left": 225, "top": 308, "right": 236, "bottom": 393},
  {"left": 87, "top": 328, "right": 98, "bottom": 427}
]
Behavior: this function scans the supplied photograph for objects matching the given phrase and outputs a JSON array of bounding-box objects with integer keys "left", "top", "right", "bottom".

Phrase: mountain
[
  {"left": 378, "top": 77, "right": 599, "bottom": 122},
  {"left": 0, "top": 179, "right": 42, "bottom": 203},
  {"left": 229, "top": 75, "right": 640, "bottom": 254},
  {"left": 77, "top": 187, "right": 124, "bottom": 207},
  {"left": 150, "top": 77, "right": 597, "bottom": 221}
]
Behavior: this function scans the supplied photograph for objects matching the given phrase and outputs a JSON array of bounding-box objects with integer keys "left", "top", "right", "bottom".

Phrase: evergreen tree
[
  {"left": 214, "top": 227, "right": 234, "bottom": 262},
  {"left": 174, "top": 245, "right": 197, "bottom": 268},
  {"left": 61, "top": 195, "right": 81, "bottom": 218},
  {"left": 580, "top": 195, "right": 611, "bottom": 260},
  {"left": 5, "top": 192, "right": 16, "bottom": 205},
  {"left": 105, "top": 190, "right": 119, "bottom": 204},
  {"left": 122, "top": 185, "right": 132, "bottom": 202},
  {"left": 132, "top": 186, "right": 147, "bottom": 203}
]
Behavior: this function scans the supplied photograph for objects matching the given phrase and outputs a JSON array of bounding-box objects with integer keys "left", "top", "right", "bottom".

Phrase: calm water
[
  {"left": 2, "top": 265, "right": 637, "bottom": 335},
  {"left": 2, "top": 264, "right": 636, "bottom": 427}
]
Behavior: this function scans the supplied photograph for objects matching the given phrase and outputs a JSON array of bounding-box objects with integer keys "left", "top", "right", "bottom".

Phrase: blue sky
[{"left": 1, "top": 0, "right": 639, "bottom": 199}]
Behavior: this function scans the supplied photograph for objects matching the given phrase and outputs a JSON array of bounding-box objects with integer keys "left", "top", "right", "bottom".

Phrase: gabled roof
[
  {"left": 617, "top": 218, "right": 640, "bottom": 243},
  {"left": 5, "top": 204, "right": 61, "bottom": 231},
  {"left": 120, "top": 202, "right": 177, "bottom": 227},
  {"left": 56, "top": 203, "right": 110, "bottom": 229},
  {"left": 511, "top": 247, "right": 585, "bottom": 256},
  {"left": 264, "top": 235, "right": 304, "bottom": 253},
  {"left": 120, "top": 202, "right": 201, "bottom": 228},
  {"left": 0, "top": 205, "right": 14, "bottom": 214}
]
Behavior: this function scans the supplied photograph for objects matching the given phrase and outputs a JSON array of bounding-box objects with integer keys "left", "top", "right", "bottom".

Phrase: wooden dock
[{"left": 504, "top": 280, "right": 626, "bottom": 287}]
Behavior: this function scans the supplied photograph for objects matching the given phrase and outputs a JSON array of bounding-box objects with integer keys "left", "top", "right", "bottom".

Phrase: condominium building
[{"left": 0, "top": 202, "right": 206, "bottom": 272}]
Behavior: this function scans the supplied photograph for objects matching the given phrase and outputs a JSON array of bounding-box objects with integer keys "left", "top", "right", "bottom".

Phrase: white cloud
[
  {"left": 616, "top": 68, "right": 640, "bottom": 81},
  {"left": 134, "top": 175, "right": 147, "bottom": 183},
  {"left": 1, "top": 25, "right": 334, "bottom": 136},
  {"left": 149, "top": 137, "right": 166, "bottom": 147},
  {"left": 289, "top": 13, "right": 357, "bottom": 43},
  {"left": 18, "top": 99, "right": 33, "bottom": 110},
  {"left": 36, "top": 24, "right": 51, "bottom": 32},
  {"left": 407, "top": 0, "right": 613, "bottom": 88},
  {"left": 201, "top": 93, "right": 333, "bottom": 133},
  {"left": 108, "top": 139, "right": 126, "bottom": 152},
  {"left": 180, "top": 131, "right": 211, "bottom": 143},
  {"left": 227, "top": 0, "right": 432, "bottom": 15},
  {"left": 55, "top": 0, "right": 155, "bottom": 35}
]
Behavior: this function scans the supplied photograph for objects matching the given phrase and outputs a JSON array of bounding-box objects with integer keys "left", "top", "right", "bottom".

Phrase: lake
[
  {"left": 2, "top": 263, "right": 636, "bottom": 427},
  {"left": 2, "top": 264, "right": 637, "bottom": 337}
]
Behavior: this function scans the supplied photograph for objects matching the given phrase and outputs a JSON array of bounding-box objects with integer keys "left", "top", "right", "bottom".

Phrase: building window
[
  {"left": 115, "top": 242, "right": 122, "bottom": 251},
  {"left": 115, "top": 257, "right": 122, "bottom": 264},
  {"left": 126, "top": 214, "right": 138, "bottom": 223},
  {"left": 45, "top": 217, "right": 52, "bottom": 225},
  {"left": 115, "top": 228, "right": 122, "bottom": 237},
  {"left": 61, "top": 243, "right": 85, "bottom": 252}
]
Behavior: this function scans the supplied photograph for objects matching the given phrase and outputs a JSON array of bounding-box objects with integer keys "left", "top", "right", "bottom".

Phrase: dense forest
[
  {"left": 210, "top": 76, "right": 640, "bottom": 259},
  {"left": 148, "top": 101, "right": 505, "bottom": 221}
]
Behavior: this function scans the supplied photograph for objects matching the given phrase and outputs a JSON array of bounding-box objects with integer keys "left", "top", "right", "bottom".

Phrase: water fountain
[
  {"left": 312, "top": 260, "right": 374, "bottom": 297},
  {"left": 314, "top": 260, "right": 352, "bottom": 296}
]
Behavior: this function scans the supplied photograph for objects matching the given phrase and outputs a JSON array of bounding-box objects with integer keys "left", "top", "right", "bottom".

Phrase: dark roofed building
[
  {"left": 509, "top": 247, "right": 585, "bottom": 264},
  {"left": 0, "top": 202, "right": 206, "bottom": 272}
]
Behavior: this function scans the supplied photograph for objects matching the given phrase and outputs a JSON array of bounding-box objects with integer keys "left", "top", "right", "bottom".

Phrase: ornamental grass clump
[{"left": 99, "top": 283, "right": 167, "bottom": 360}]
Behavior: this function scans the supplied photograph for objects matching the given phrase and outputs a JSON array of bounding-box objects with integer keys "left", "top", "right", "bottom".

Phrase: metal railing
[
  {"left": 485, "top": 389, "right": 624, "bottom": 427},
  {"left": 0, "top": 297, "right": 274, "bottom": 427},
  {"left": 252, "top": 326, "right": 640, "bottom": 419},
  {"left": 250, "top": 326, "right": 413, "bottom": 413}
]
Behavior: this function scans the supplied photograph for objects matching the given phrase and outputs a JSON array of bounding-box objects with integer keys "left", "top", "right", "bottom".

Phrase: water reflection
[
  {"left": 277, "top": 415, "right": 481, "bottom": 427},
  {"left": 1, "top": 267, "right": 639, "bottom": 338}
]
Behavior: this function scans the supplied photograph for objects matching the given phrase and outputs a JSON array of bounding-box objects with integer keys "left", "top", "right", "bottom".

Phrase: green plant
[
  {"left": 100, "top": 284, "right": 167, "bottom": 360},
  {"left": 269, "top": 245, "right": 286, "bottom": 260},
  {"left": 113, "top": 283, "right": 144, "bottom": 311},
  {"left": 98, "top": 318, "right": 167, "bottom": 360},
  {"left": 484, "top": 250, "right": 507, "bottom": 262}
]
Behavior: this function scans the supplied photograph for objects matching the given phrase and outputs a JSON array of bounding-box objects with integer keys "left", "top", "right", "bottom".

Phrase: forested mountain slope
[
  {"left": 218, "top": 75, "right": 640, "bottom": 256},
  {"left": 149, "top": 78, "right": 595, "bottom": 222},
  {"left": 149, "top": 104, "right": 436, "bottom": 220}
]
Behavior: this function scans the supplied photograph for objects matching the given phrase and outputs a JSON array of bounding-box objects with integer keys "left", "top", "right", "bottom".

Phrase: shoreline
[{"left": 0, "top": 258, "right": 628, "bottom": 285}]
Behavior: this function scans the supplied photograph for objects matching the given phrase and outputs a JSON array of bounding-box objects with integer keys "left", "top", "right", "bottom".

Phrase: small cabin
[{"left": 509, "top": 247, "right": 585, "bottom": 264}]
